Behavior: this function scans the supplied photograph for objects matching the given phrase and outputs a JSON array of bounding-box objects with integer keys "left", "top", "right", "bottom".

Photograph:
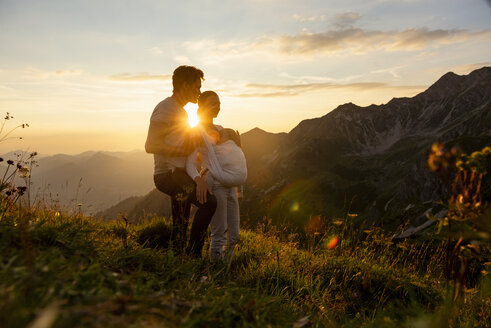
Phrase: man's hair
[
  {"left": 198, "top": 90, "right": 218, "bottom": 108},
  {"left": 172, "top": 65, "right": 204, "bottom": 92}
]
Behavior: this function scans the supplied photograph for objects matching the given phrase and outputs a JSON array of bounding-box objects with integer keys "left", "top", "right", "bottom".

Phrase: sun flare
[{"left": 184, "top": 103, "right": 199, "bottom": 128}]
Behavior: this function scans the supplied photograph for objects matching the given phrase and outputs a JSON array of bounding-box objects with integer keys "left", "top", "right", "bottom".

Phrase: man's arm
[{"left": 145, "top": 119, "right": 201, "bottom": 156}]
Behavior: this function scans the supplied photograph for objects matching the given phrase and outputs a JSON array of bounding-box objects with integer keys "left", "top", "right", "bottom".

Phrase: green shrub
[{"left": 135, "top": 219, "right": 172, "bottom": 249}]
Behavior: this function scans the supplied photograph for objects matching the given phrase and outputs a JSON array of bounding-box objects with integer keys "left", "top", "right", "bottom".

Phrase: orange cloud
[
  {"left": 451, "top": 62, "right": 491, "bottom": 74},
  {"left": 233, "top": 81, "right": 426, "bottom": 97},
  {"left": 185, "top": 26, "right": 491, "bottom": 62},
  {"left": 273, "top": 27, "right": 491, "bottom": 55},
  {"left": 17, "top": 68, "right": 83, "bottom": 79},
  {"left": 109, "top": 73, "right": 171, "bottom": 81}
]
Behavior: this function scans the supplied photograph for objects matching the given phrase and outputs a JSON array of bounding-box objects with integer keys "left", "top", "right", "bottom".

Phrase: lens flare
[
  {"left": 184, "top": 103, "right": 199, "bottom": 128},
  {"left": 325, "top": 236, "right": 339, "bottom": 249},
  {"left": 290, "top": 201, "right": 300, "bottom": 212},
  {"left": 269, "top": 179, "right": 317, "bottom": 216}
]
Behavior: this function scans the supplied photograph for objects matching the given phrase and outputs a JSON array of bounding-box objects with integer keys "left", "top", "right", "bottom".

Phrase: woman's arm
[{"left": 186, "top": 148, "right": 212, "bottom": 204}]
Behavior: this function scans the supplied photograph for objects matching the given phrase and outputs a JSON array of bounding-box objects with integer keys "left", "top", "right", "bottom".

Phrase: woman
[{"left": 186, "top": 91, "right": 246, "bottom": 263}]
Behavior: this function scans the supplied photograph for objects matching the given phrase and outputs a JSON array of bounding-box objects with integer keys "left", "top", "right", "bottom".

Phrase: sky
[{"left": 0, "top": 0, "right": 490, "bottom": 155}]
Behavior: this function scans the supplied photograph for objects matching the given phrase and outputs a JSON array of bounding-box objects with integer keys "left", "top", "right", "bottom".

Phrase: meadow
[{"left": 0, "top": 204, "right": 489, "bottom": 327}]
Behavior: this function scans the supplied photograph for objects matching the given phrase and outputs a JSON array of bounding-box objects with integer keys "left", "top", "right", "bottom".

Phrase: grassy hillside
[{"left": 1, "top": 208, "right": 489, "bottom": 327}]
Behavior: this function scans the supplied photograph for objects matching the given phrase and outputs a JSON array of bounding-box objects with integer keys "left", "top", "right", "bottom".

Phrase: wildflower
[
  {"left": 0, "top": 158, "right": 3, "bottom": 162},
  {"left": 458, "top": 194, "right": 466, "bottom": 203},
  {"left": 7, "top": 160, "right": 14, "bottom": 165},
  {"left": 293, "top": 315, "right": 310, "bottom": 328},
  {"left": 305, "top": 215, "right": 325, "bottom": 238},
  {"left": 18, "top": 166, "right": 30, "bottom": 178},
  {"left": 431, "top": 142, "right": 444, "bottom": 157}
]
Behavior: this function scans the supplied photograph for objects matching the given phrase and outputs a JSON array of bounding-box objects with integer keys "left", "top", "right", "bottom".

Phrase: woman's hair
[
  {"left": 172, "top": 65, "right": 204, "bottom": 93},
  {"left": 197, "top": 90, "right": 219, "bottom": 119},
  {"left": 198, "top": 91, "right": 218, "bottom": 108}
]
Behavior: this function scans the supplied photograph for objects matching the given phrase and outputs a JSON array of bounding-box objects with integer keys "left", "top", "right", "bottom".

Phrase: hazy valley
[{"left": 1, "top": 150, "right": 155, "bottom": 214}]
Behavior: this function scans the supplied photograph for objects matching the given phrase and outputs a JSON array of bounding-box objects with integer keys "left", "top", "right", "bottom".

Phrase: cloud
[
  {"left": 292, "top": 14, "right": 326, "bottom": 22},
  {"left": 370, "top": 66, "right": 405, "bottom": 78},
  {"left": 184, "top": 39, "right": 250, "bottom": 57},
  {"left": 234, "top": 92, "right": 293, "bottom": 98},
  {"left": 182, "top": 39, "right": 258, "bottom": 64},
  {"left": 148, "top": 47, "right": 163, "bottom": 55},
  {"left": 271, "top": 27, "right": 491, "bottom": 55},
  {"left": 186, "top": 26, "right": 491, "bottom": 62},
  {"left": 332, "top": 12, "right": 361, "bottom": 28},
  {"left": 233, "top": 81, "right": 426, "bottom": 98},
  {"left": 109, "top": 73, "right": 171, "bottom": 81},
  {"left": 55, "top": 70, "right": 82, "bottom": 76},
  {"left": 451, "top": 62, "right": 491, "bottom": 74},
  {"left": 186, "top": 10, "right": 491, "bottom": 58},
  {"left": 17, "top": 68, "right": 83, "bottom": 80},
  {"left": 174, "top": 56, "right": 190, "bottom": 64}
]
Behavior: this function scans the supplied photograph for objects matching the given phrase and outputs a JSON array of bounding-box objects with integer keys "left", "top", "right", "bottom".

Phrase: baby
[
  {"left": 218, "top": 128, "right": 241, "bottom": 147},
  {"left": 200, "top": 128, "right": 247, "bottom": 187}
]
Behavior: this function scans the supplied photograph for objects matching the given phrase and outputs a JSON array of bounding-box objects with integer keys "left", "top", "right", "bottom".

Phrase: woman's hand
[{"left": 194, "top": 175, "right": 212, "bottom": 204}]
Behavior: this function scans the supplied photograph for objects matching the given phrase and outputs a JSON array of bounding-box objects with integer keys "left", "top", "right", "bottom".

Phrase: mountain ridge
[{"left": 238, "top": 66, "right": 490, "bottom": 229}]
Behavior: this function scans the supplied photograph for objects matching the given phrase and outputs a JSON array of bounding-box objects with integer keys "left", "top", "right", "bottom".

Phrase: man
[{"left": 145, "top": 65, "right": 217, "bottom": 257}]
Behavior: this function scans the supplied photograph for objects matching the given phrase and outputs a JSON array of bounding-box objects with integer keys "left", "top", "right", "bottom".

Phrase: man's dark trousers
[{"left": 154, "top": 168, "right": 217, "bottom": 256}]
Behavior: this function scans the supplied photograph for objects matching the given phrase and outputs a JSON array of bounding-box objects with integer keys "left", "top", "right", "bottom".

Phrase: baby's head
[{"left": 218, "top": 128, "right": 241, "bottom": 147}]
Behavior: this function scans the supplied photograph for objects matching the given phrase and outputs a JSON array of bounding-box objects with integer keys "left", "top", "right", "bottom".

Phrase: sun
[{"left": 184, "top": 103, "right": 199, "bottom": 128}]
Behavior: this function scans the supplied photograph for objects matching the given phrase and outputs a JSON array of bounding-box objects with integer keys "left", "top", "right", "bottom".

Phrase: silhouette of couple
[{"left": 145, "top": 65, "right": 246, "bottom": 262}]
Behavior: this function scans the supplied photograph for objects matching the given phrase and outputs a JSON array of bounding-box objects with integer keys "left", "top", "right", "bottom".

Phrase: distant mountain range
[
  {"left": 1, "top": 150, "right": 154, "bottom": 214},
  {"left": 7, "top": 67, "right": 489, "bottom": 229}
]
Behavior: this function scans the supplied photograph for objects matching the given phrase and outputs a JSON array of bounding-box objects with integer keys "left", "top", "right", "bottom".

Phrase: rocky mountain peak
[
  {"left": 421, "top": 71, "right": 460, "bottom": 97},
  {"left": 420, "top": 66, "right": 491, "bottom": 100},
  {"left": 243, "top": 127, "right": 270, "bottom": 137},
  {"left": 468, "top": 66, "right": 491, "bottom": 79}
]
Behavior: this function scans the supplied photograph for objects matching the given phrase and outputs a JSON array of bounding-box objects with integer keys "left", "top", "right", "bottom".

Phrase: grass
[{"left": 0, "top": 207, "right": 489, "bottom": 328}]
